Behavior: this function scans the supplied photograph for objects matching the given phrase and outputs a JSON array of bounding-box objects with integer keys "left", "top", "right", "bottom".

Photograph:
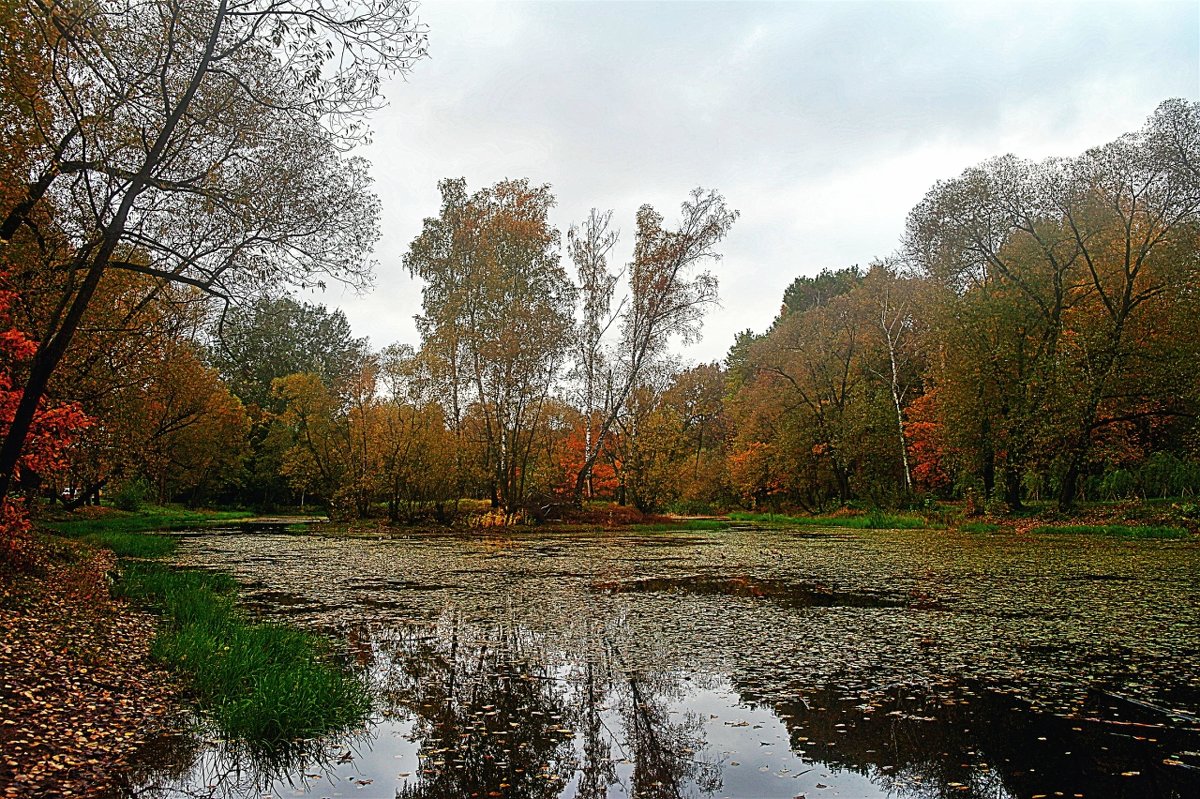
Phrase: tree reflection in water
[
  {"left": 738, "top": 680, "right": 1200, "bottom": 799},
  {"left": 369, "top": 613, "right": 721, "bottom": 799}
]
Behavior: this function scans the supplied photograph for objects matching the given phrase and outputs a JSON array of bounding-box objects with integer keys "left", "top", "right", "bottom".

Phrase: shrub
[
  {"left": 112, "top": 477, "right": 151, "bottom": 512},
  {"left": 983, "top": 496, "right": 1009, "bottom": 517},
  {"left": 668, "top": 499, "right": 718, "bottom": 516},
  {"left": 1098, "top": 468, "right": 1136, "bottom": 500},
  {"left": 1140, "top": 453, "right": 1200, "bottom": 499}
]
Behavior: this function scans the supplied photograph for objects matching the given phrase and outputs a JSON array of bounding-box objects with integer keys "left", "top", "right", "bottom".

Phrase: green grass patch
[
  {"left": 1031, "top": 524, "right": 1190, "bottom": 539},
  {"left": 729, "top": 510, "right": 929, "bottom": 529},
  {"left": 44, "top": 506, "right": 253, "bottom": 538},
  {"left": 80, "top": 531, "right": 178, "bottom": 558},
  {"left": 632, "top": 519, "right": 730, "bottom": 532},
  {"left": 959, "top": 522, "right": 1002, "bottom": 533},
  {"left": 117, "top": 563, "right": 368, "bottom": 742}
]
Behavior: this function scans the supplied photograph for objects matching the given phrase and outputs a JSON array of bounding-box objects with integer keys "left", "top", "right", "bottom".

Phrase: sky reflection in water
[{"left": 131, "top": 526, "right": 1200, "bottom": 798}]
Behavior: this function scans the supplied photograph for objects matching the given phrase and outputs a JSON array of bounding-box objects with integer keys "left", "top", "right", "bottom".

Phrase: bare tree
[
  {"left": 571, "top": 188, "right": 738, "bottom": 502},
  {"left": 568, "top": 208, "right": 620, "bottom": 498}
]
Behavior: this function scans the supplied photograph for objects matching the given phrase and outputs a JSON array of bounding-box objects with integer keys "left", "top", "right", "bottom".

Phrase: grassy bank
[
  {"left": 729, "top": 510, "right": 931, "bottom": 529},
  {"left": 43, "top": 505, "right": 253, "bottom": 538},
  {"left": 116, "top": 561, "right": 368, "bottom": 741},
  {"left": 80, "top": 530, "right": 179, "bottom": 557},
  {"left": 46, "top": 518, "right": 370, "bottom": 744},
  {"left": 1030, "top": 523, "right": 1190, "bottom": 539},
  {"left": 631, "top": 519, "right": 730, "bottom": 532},
  {"left": 959, "top": 521, "right": 1001, "bottom": 533}
]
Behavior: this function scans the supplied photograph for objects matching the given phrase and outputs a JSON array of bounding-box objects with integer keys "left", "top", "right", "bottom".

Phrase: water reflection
[
  {"left": 595, "top": 574, "right": 911, "bottom": 609},
  {"left": 130, "top": 612, "right": 1200, "bottom": 799},
  {"left": 746, "top": 682, "right": 1200, "bottom": 799},
  {"left": 123, "top": 729, "right": 378, "bottom": 798},
  {"left": 371, "top": 616, "right": 721, "bottom": 799},
  {"left": 129, "top": 528, "right": 1200, "bottom": 798}
]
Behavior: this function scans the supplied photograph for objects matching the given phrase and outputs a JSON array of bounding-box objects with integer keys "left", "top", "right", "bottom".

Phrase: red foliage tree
[
  {"left": 554, "top": 420, "right": 619, "bottom": 499},
  {"left": 904, "top": 389, "right": 951, "bottom": 494},
  {"left": 0, "top": 281, "right": 91, "bottom": 569}
]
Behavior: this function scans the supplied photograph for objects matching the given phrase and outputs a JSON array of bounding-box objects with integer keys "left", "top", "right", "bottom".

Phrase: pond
[{"left": 126, "top": 524, "right": 1200, "bottom": 798}]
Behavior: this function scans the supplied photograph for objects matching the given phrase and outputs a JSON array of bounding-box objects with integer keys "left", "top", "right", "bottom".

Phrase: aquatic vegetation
[{"left": 44, "top": 506, "right": 253, "bottom": 538}]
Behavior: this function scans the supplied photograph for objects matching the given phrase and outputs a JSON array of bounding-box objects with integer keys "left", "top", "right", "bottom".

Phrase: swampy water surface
[{"left": 131, "top": 524, "right": 1200, "bottom": 798}]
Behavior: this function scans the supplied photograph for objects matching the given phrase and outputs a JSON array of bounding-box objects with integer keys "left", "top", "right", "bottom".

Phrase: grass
[
  {"left": 728, "top": 510, "right": 930, "bottom": 529},
  {"left": 1030, "top": 523, "right": 1190, "bottom": 539},
  {"left": 80, "top": 531, "right": 178, "bottom": 558},
  {"left": 632, "top": 519, "right": 730, "bottom": 532},
  {"left": 43, "top": 505, "right": 252, "bottom": 538},
  {"left": 117, "top": 562, "right": 369, "bottom": 742},
  {"left": 959, "top": 522, "right": 1002, "bottom": 533},
  {"left": 48, "top": 506, "right": 369, "bottom": 744}
]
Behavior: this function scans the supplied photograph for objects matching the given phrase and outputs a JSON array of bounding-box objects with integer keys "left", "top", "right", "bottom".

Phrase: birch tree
[
  {"left": 568, "top": 208, "right": 620, "bottom": 498},
  {"left": 570, "top": 188, "right": 737, "bottom": 502},
  {"left": 406, "top": 179, "right": 575, "bottom": 511}
]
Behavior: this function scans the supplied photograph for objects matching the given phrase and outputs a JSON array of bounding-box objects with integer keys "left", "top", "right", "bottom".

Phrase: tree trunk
[
  {"left": 0, "top": 0, "right": 229, "bottom": 499},
  {"left": 63, "top": 479, "right": 106, "bottom": 512},
  {"left": 1003, "top": 468, "right": 1023, "bottom": 511},
  {"left": 981, "top": 438, "right": 995, "bottom": 500},
  {"left": 1058, "top": 457, "right": 1083, "bottom": 512},
  {"left": 0, "top": 259, "right": 106, "bottom": 497},
  {"left": 833, "top": 463, "right": 851, "bottom": 503}
]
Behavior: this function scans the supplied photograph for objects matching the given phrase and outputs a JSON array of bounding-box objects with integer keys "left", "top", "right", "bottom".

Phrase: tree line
[{"left": 230, "top": 99, "right": 1200, "bottom": 518}]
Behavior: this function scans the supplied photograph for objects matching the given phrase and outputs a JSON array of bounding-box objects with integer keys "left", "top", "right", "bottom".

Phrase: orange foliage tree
[{"left": 553, "top": 420, "right": 619, "bottom": 500}]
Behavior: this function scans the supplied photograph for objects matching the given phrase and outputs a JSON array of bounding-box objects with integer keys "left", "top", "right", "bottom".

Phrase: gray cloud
[{"left": 318, "top": 0, "right": 1199, "bottom": 364}]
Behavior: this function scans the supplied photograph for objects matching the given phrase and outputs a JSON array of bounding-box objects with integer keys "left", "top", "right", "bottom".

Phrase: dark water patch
[
  {"left": 172, "top": 521, "right": 308, "bottom": 537},
  {"left": 594, "top": 574, "right": 909, "bottom": 609},
  {"left": 753, "top": 682, "right": 1200, "bottom": 799},
  {"left": 240, "top": 587, "right": 331, "bottom": 612},
  {"left": 347, "top": 577, "right": 454, "bottom": 592},
  {"left": 605, "top": 533, "right": 725, "bottom": 547},
  {"left": 1085, "top": 687, "right": 1200, "bottom": 728}
]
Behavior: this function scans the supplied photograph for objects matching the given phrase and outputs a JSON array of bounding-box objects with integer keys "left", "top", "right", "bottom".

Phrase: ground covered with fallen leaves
[{"left": 0, "top": 540, "right": 177, "bottom": 798}]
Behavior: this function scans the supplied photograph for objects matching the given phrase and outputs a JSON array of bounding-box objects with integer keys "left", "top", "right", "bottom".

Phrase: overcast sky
[{"left": 316, "top": 0, "right": 1199, "bottom": 365}]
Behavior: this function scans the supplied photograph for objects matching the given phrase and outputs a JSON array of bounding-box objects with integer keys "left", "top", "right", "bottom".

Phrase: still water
[{"left": 128, "top": 525, "right": 1200, "bottom": 798}]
